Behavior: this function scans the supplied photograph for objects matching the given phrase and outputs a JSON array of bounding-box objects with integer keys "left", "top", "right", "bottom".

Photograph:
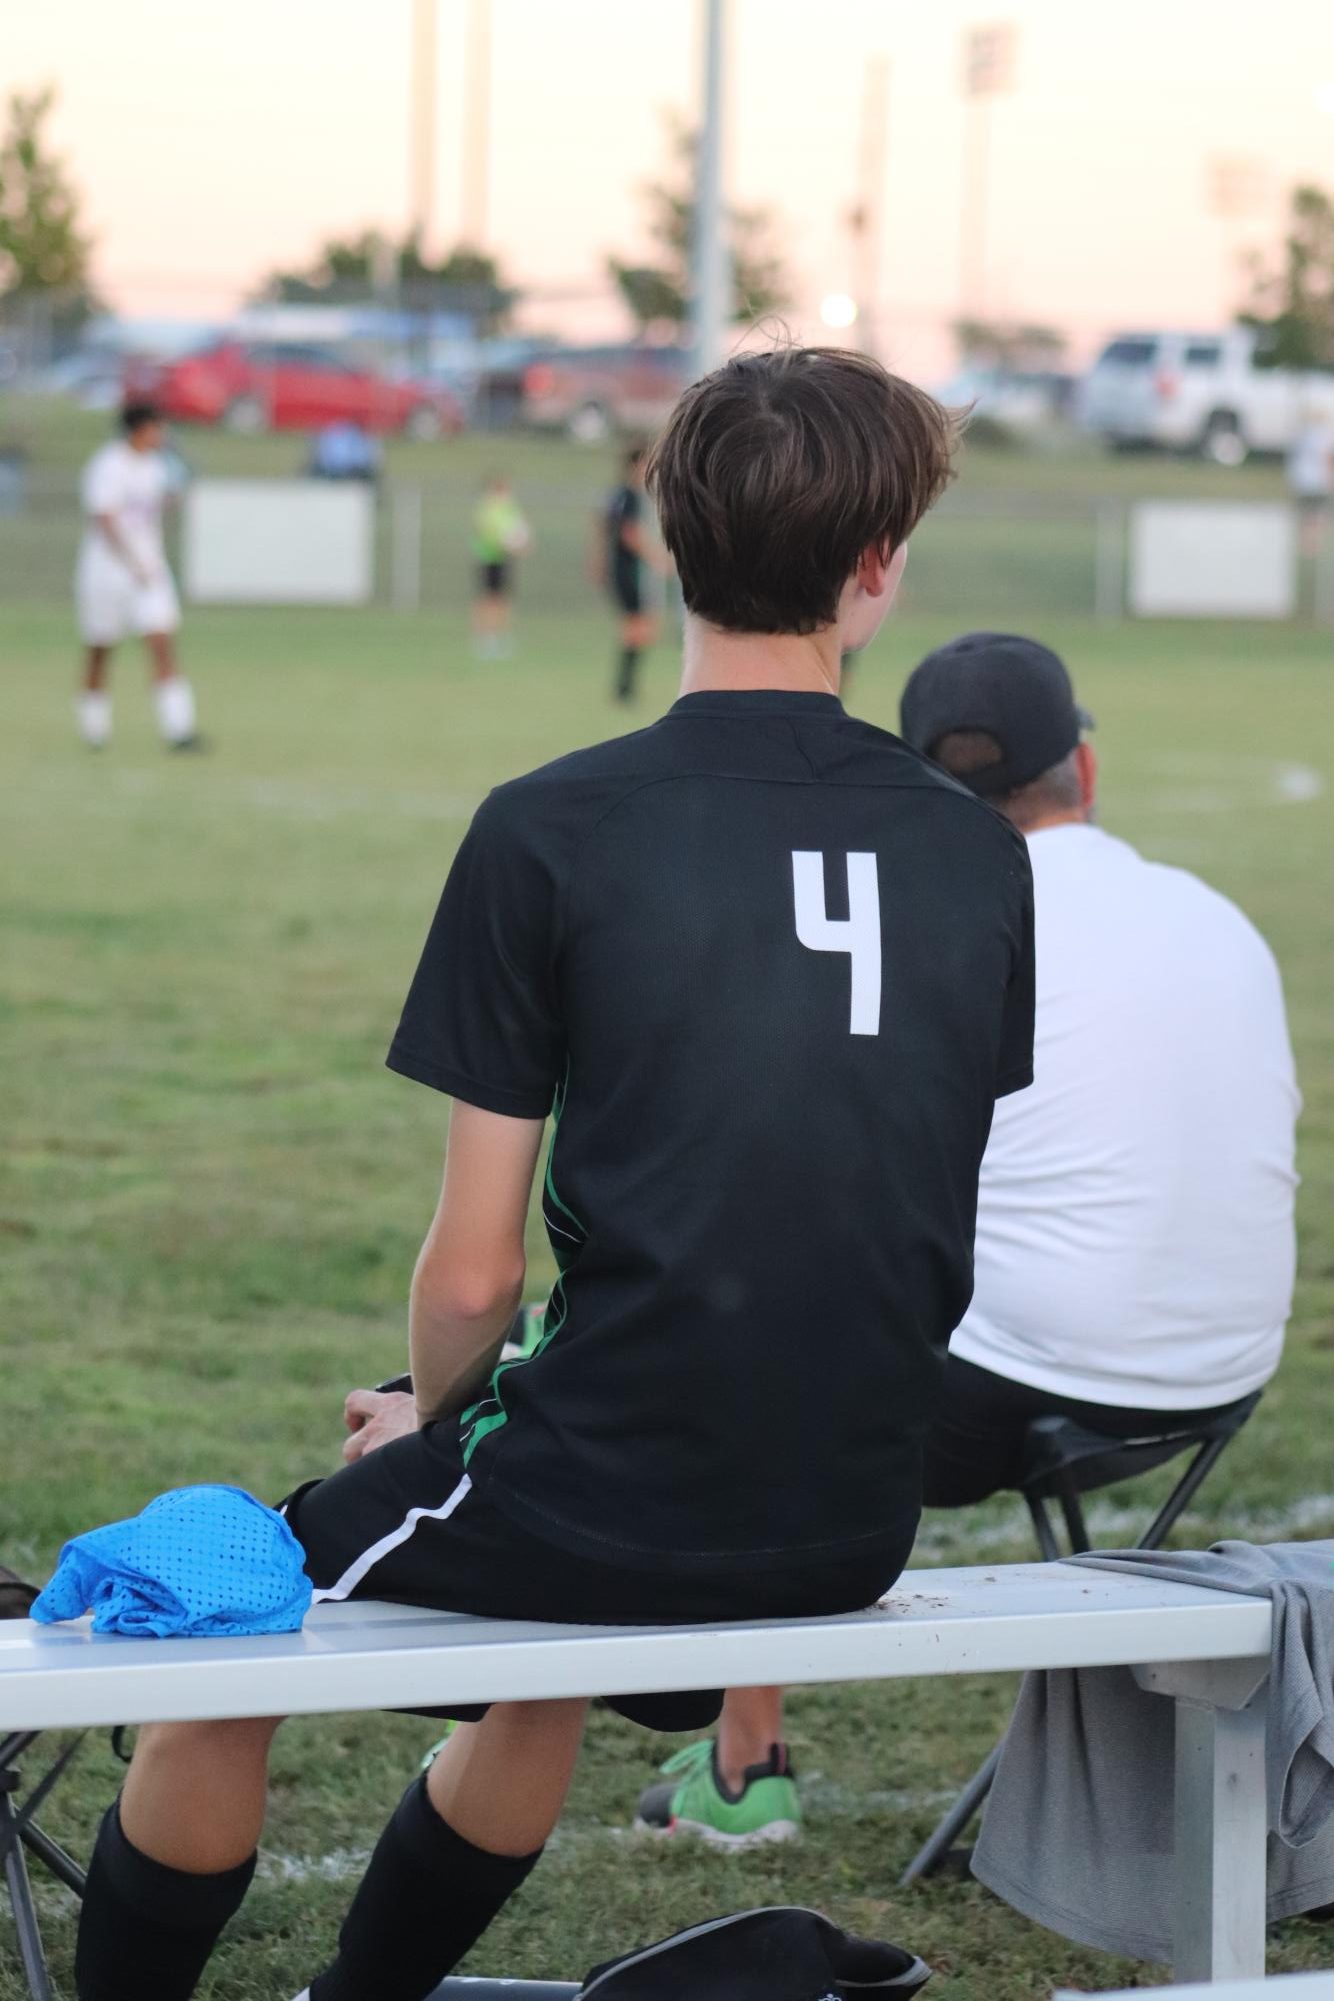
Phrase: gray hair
[{"left": 929, "top": 731, "right": 1083, "bottom": 831}]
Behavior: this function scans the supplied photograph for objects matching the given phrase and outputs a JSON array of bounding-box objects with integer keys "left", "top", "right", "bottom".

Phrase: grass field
[{"left": 3, "top": 411, "right": 1334, "bottom": 1997}]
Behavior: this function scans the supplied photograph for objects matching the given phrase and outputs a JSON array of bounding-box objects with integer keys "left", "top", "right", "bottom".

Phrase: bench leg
[{"left": 1172, "top": 1689, "right": 1267, "bottom": 1983}]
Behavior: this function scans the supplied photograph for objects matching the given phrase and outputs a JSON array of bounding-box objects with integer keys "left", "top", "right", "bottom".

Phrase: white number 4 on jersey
[{"left": 791, "top": 850, "right": 882, "bottom": 1036}]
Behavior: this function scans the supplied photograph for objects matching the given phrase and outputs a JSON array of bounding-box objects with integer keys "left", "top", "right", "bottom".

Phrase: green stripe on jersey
[{"left": 460, "top": 1068, "right": 584, "bottom": 1464}]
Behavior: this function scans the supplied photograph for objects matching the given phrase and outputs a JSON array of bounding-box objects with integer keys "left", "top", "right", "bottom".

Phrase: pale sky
[{"left": 9, "top": 0, "right": 1334, "bottom": 374}]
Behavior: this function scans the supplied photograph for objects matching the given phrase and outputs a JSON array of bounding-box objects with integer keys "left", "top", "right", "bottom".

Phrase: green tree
[
  {"left": 259, "top": 233, "right": 515, "bottom": 330},
  {"left": 1240, "top": 183, "right": 1334, "bottom": 370},
  {"left": 609, "top": 116, "right": 790, "bottom": 334},
  {"left": 952, "top": 319, "right": 1067, "bottom": 371},
  {"left": 0, "top": 87, "right": 96, "bottom": 315}
]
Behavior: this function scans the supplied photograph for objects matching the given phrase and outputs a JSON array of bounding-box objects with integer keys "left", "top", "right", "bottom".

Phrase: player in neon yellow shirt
[{"left": 470, "top": 476, "right": 531, "bottom": 658}]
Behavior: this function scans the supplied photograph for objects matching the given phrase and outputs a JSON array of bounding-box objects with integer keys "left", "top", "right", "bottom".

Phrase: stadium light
[
  {"left": 959, "top": 22, "right": 1017, "bottom": 319},
  {"left": 462, "top": 0, "right": 492, "bottom": 246},
  {"left": 820, "top": 293, "right": 860, "bottom": 330}
]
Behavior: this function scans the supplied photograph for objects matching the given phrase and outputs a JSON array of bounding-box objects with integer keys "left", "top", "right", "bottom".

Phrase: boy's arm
[
  {"left": 93, "top": 512, "right": 150, "bottom": 579},
  {"left": 409, "top": 1101, "right": 545, "bottom": 1425}
]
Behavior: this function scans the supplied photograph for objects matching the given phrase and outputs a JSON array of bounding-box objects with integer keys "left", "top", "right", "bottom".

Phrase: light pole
[
  {"left": 409, "top": 0, "right": 438, "bottom": 257},
  {"left": 691, "top": 0, "right": 729, "bottom": 380},
  {"left": 958, "top": 23, "right": 1015, "bottom": 325},
  {"left": 852, "top": 56, "right": 889, "bottom": 356},
  {"left": 462, "top": 0, "right": 492, "bottom": 247}
]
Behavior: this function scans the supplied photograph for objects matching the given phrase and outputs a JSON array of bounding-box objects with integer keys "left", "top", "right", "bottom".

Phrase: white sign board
[
  {"left": 1129, "top": 501, "right": 1296, "bottom": 619},
  {"left": 183, "top": 480, "right": 374, "bottom": 605}
]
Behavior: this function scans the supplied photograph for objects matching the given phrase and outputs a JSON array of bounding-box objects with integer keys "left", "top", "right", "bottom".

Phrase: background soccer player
[
  {"left": 599, "top": 442, "right": 666, "bottom": 703},
  {"left": 469, "top": 474, "right": 532, "bottom": 659},
  {"left": 74, "top": 403, "right": 203, "bottom": 752}
]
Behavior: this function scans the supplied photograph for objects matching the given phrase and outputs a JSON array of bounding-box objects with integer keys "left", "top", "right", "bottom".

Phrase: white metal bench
[{"left": 0, "top": 1562, "right": 1273, "bottom": 1985}]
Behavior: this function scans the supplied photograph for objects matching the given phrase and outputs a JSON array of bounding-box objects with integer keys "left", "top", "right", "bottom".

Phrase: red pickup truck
[{"left": 522, "top": 343, "right": 686, "bottom": 442}]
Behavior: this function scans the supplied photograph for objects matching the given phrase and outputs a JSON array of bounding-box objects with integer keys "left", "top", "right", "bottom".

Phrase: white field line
[
  {"left": 231, "top": 778, "right": 480, "bottom": 823},
  {"left": 1137, "top": 753, "right": 1326, "bottom": 814},
  {"left": 251, "top": 1780, "right": 960, "bottom": 1887},
  {"left": 258, "top": 1845, "right": 372, "bottom": 1884},
  {"left": 24, "top": 768, "right": 481, "bottom": 824}
]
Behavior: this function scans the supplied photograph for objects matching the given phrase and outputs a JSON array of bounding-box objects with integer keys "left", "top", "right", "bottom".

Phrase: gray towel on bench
[{"left": 971, "top": 1540, "right": 1334, "bottom": 1962}]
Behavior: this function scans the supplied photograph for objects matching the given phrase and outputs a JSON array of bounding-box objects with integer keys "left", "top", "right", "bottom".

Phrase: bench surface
[{"left": 0, "top": 1561, "right": 1272, "bottom": 1730}]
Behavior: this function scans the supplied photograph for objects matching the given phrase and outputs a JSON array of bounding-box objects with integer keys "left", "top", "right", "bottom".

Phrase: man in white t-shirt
[
  {"left": 629, "top": 630, "right": 1299, "bottom": 1849},
  {"left": 75, "top": 403, "right": 204, "bottom": 751},
  {"left": 898, "top": 631, "right": 1298, "bottom": 1483}
]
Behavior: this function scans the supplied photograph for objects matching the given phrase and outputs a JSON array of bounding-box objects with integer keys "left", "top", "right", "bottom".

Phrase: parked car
[
  {"left": 418, "top": 335, "right": 545, "bottom": 431},
  {"left": 521, "top": 343, "right": 687, "bottom": 443},
  {"left": 125, "top": 340, "right": 463, "bottom": 439},
  {"left": 935, "top": 365, "right": 1077, "bottom": 434},
  {"left": 1079, "top": 327, "right": 1334, "bottom": 465}
]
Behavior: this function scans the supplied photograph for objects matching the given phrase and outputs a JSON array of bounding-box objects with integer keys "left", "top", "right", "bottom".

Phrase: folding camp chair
[{"left": 898, "top": 1388, "right": 1263, "bottom": 1885}]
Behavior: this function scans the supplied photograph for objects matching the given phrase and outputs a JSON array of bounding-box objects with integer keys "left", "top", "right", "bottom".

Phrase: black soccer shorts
[
  {"left": 923, "top": 1354, "right": 1254, "bottom": 1508},
  {"left": 283, "top": 1422, "right": 907, "bottom": 1732}
]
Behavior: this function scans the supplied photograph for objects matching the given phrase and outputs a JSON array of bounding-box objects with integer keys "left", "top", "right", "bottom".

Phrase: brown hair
[{"left": 646, "top": 346, "right": 956, "bottom": 634}]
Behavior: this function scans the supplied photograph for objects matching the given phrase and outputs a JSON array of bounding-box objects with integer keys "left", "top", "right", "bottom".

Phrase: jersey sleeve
[
  {"left": 386, "top": 791, "right": 566, "bottom": 1118},
  {"left": 995, "top": 843, "right": 1036, "bottom": 1097},
  {"left": 82, "top": 450, "right": 124, "bottom": 518}
]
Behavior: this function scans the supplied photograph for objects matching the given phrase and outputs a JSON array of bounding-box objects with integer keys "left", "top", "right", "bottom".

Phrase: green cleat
[{"left": 634, "top": 1739, "right": 802, "bottom": 1849}]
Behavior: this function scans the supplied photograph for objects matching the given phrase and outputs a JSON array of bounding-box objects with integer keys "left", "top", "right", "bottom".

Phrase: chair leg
[
  {"left": 898, "top": 1741, "right": 1004, "bottom": 1885},
  {"left": 1052, "top": 1469, "right": 1092, "bottom": 1555},
  {"left": 21, "top": 1821, "right": 86, "bottom": 1897},
  {"left": 1025, "top": 1494, "right": 1064, "bottom": 1563},
  {"left": 2, "top": 1784, "right": 55, "bottom": 2001},
  {"left": 1141, "top": 1438, "right": 1229, "bottom": 1550}
]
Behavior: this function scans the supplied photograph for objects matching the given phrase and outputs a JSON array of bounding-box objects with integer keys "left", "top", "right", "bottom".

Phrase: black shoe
[{"left": 167, "top": 734, "right": 211, "bottom": 753}]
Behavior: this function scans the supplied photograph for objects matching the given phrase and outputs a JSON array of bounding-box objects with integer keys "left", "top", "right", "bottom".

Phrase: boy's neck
[{"left": 678, "top": 617, "right": 844, "bottom": 700}]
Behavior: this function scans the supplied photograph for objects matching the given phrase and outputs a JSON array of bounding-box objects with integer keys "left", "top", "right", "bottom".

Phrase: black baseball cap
[{"left": 899, "top": 631, "right": 1094, "bottom": 797}]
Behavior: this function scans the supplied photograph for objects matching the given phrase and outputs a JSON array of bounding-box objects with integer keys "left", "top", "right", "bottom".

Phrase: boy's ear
[
  {"left": 1076, "top": 739, "right": 1098, "bottom": 810},
  {"left": 856, "top": 541, "right": 894, "bottom": 599}
]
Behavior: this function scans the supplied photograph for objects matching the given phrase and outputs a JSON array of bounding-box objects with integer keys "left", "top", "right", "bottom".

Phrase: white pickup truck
[{"left": 1079, "top": 327, "right": 1334, "bottom": 464}]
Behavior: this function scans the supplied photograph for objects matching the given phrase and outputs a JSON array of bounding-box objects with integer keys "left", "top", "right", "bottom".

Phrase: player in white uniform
[{"left": 75, "top": 404, "right": 203, "bottom": 751}]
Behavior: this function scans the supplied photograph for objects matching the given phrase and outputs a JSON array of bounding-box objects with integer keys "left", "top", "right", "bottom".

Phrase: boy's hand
[{"left": 343, "top": 1388, "right": 417, "bottom": 1464}]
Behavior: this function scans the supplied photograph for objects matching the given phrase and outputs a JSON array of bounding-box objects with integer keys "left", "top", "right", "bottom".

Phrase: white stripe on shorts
[{"left": 310, "top": 1473, "right": 473, "bottom": 1605}]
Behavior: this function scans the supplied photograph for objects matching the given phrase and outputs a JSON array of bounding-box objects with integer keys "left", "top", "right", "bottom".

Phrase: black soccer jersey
[
  {"left": 605, "top": 482, "right": 641, "bottom": 584},
  {"left": 388, "top": 691, "right": 1034, "bottom": 1573}
]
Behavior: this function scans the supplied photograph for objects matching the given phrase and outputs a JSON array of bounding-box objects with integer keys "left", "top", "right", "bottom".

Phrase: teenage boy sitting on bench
[{"left": 74, "top": 346, "right": 1033, "bottom": 2001}]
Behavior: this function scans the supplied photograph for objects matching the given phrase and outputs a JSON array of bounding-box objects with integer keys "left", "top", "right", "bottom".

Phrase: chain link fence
[{"left": 5, "top": 468, "right": 1333, "bottom": 625}]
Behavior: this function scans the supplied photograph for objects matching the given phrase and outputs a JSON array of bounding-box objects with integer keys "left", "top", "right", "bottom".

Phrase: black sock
[
  {"left": 308, "top": 1775, "right": 542, "bottom": 2001},
  {"left": 615, "top": 647, "right": 639, "bottom": 701},
  {"left": 75, "top": 1799, "right": 255, "bottom": 2001}
]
